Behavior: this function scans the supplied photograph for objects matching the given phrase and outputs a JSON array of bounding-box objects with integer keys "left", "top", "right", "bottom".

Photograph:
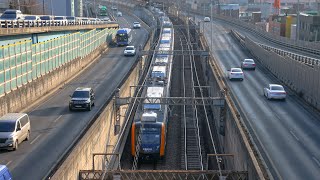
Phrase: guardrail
[
  {"left": 231, "top": 30, "right": 320, "bottom": 67},
  {"left": 258, "top": 43, "right": 320, "bottom": 67},
  {"left": 0, "top": 19, "right": 115, "bottom": 28}
]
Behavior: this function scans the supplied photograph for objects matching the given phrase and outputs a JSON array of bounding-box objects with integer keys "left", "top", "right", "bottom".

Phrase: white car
[
  {"left": 241, "top": 59, "right": 256, "bottom": 70},
  {"left": 264, "top": 84, "right": 286, "bottom": 100},
  {"left": 204, "top": 17, "right": 210, "bottom": 22},
  {"left": 133, "top": 22, "right": 141, "bottom": 28},
  {"left": 117, "top": 12, "right": 122, "bottom": 17},
  {"left": 123, "top": 46, "right": 136, "bottom": 56},
  {"left": 228, "top": 68, "right": 244, "bottom": 81}
]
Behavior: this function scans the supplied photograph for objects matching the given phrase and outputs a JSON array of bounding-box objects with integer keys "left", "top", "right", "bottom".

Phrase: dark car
[{"left": 69, "top": 87, "right": 95, "bottom": 111}]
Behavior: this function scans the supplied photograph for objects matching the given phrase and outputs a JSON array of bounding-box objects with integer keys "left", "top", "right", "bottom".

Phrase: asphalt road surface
[
  {"left": 196, "top": 15, "right": 320, "bottom": 60},
  {"left": 0, "top": 14, "right": 148, "bottom": 180},
  {"left": 202, "top": 18, "right": 320, "bottom": 180}
]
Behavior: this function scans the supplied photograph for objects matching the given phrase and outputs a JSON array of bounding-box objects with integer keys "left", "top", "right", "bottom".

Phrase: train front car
[
  {"left": 131, "top": 11, "right": 173, "bottom": 162},
  {"left": 131, "top": 112, "right": 165, "bottom": 160}
]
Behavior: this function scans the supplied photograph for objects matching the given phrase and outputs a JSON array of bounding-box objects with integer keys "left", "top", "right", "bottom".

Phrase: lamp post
[
  {"left": 42, "top": 0, "right": 45, "bottom": 14},
  {"left": 50, "top": 0, "right": 53, "bottom": 15},
  {"left": 94, "top": 0, "right": 97, "bottom": 18},
  {"left": 210, "top": 0, "right": 213, "bottom": 48},
  {"left": 17, "top": 0, "right": 20, "bottom": 10},
  {"left": 296, "top": 0, "right": 300, "bottom": 41}
]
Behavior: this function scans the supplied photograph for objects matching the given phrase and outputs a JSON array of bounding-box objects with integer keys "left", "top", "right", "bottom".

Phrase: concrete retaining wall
[
  {"left": 51, "top": 48, "right": 144, "bottom": 180},
  {"left": 0, "top": 44, "right": 107, "bottom": 116}
]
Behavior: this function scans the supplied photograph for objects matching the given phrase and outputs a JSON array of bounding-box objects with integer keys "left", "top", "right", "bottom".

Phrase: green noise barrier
[{"left": 0, "top": 28, "right": 117, "bottom": 96}]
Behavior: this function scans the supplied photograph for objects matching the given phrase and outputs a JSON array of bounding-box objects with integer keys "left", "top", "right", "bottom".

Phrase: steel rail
[
  {"left": 187, "top": 24, "right": 223, "bottom": 176},
  {"left": 178, "top": 25, "right": 203, "bottom": 170}
]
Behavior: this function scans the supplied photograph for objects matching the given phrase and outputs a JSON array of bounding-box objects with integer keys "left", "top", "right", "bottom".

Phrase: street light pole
[
  {"left": 296, "top": 0, "right": 300, "bottom": 41},
  {"left": 17, "top": 0, "right": 20, "bottom": 10},
  {"left": 42, "top": 0, "right": 45, "bottom": 14},
  {"left": 94, "top": 0, "right": 97, "bottom": 18},
  {"left": 50, "top": 0, "right": 53, "bottom": 15},
  {"left": 211, "top": 0, "right": 213, "bottom": 48}
]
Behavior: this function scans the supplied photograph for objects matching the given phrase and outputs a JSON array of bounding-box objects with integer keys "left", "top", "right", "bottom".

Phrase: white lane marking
[
  {"left": 53, "top": 115, "right": 63, "bottom": 123},
  {"left": 30, "top": 135, "right": 41, "bottom": 145},
  {"left": 6, "top": 161, "right": 12, "bottom": 166},
  {"left": 312, "top": 157, "right": 320, "bottom": 168},
  {"left": 290, "top": 130, "right": 300, "bottom": 141}
]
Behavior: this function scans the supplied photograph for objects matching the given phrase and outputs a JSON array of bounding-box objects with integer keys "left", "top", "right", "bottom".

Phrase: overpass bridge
[{"left": 0, "top": 1, "right": 320, "bottom": 180}]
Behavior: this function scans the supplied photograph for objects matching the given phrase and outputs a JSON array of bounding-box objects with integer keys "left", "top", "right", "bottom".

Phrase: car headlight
[
  {"left": 85, "top": 99, "right": 90, "bottom": 103},
  {"left": 7, "top": 137, "right": 14, "bottom": 142}
]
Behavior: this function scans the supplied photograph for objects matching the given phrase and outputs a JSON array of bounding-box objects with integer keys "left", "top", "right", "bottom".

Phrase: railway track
[
  {"left": 178, "top": 20, "right": 222, "bottom": 172},
  {"left": 120, "top": 16, "right": 222, "bottom": 173},
  {"left": 178, "top": 24, "right": 204, "bottom": 170}
]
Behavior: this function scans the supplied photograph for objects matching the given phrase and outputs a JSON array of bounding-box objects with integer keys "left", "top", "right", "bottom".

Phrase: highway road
[
  {"left": 202, "top": 18, "right": 320, "bottom": 179},
  {"left": 0, "top": 14, "right": 148, "bottom": 180}
]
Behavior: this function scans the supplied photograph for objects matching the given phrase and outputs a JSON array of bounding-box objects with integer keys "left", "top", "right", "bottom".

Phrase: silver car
[
  {"left": 0, "top": 113, "right": 31, "bottom": 151},
  {"left": 264, "top": 84, "right": 287, "bottom": 100},
  {"left": 241, "top": 59, "right": 256, "bottom": 70}
]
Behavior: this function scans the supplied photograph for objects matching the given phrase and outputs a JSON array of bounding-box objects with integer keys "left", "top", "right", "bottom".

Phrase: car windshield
[
  {"left": 24, "top": 16, "right": 36, "bottom": 20},
  {"left": 54, "top": 17, "right": 64, "bottom": 20},
  {"left": 0, "top": 14, "right": 16, "bottom": 19},
  {"left": 160, "top": 40, "right": 170, "bottom": 44},
  {"left": 72, "top": 91, "right": 89, "bottom": 98},
  {"left": 244, "top": 59, "right": 253, "bottom": 63},
  {"left": 40, "top": 16, "right": 51, "bottom": 20},
  {"left": 126, "top": 47, "right": 134, "bottom": 50},
  {"left": 271, "top": 86, "right": 284, "bottom": 91},
  {"left": 232, "top": 69, "right": 242, "bottom": 72},
  {"left": 140, "top": 128, "right": 161, "bottom": 144},
  {"left": 0, "top": 122, "right": 16, "bottom": 132}
]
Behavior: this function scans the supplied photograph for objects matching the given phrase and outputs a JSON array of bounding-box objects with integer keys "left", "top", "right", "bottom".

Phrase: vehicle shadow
[{"left": 29, "top": 106, "right": 71, "bottom": 116}]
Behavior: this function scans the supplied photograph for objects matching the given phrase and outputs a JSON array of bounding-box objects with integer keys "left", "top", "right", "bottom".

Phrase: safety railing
[
  {"left": 0, "top": 19, "right": 115, "bottom": 28},
  {"left": 258, "top": 43, "right": 320, "bottom": 66},
  {"left": 230, "top": 29, "right": 320, "bottom": 67},
  {"left": 79, "top": 170, "right": 248, "bottom": 180},
  {"left": 0, "top": 28, "right": 117, "bottom": 96}
]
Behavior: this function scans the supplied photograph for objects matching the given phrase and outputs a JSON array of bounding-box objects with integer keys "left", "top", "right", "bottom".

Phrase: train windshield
[{"left": 140, "top": 128, "right": 161, "bottom": 144}]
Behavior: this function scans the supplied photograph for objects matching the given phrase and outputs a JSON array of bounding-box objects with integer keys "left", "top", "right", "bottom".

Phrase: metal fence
[
  {"left": 0, "top": 28, "right": 117, "bottom": 96},
  {"left": 79, "top": 170, "right": 248, "bottom": 180},
  {"left": 0, "top": 20, "right": 115, "bottom": 28}
]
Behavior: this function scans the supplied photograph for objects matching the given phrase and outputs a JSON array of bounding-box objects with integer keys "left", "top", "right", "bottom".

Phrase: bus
[
  {"left": 99, "top": 6, "right": 107, "bottom": 16},
  {"left": 116, "top": 28, "right": 132, "bottom": 46}
]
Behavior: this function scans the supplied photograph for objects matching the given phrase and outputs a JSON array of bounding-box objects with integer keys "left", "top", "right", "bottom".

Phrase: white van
[{"left": 0, "top": 113, "right": 31, "bottom": 151}]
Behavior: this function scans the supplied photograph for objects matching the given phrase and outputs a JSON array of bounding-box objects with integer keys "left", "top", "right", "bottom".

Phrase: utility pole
[
  {"left": 17, "top": 0, "right": 20, "bottom": 10},
  {"left": 211, "top": 0, "right": 213, "bottom": 48},
  {"left": 296, "top": 0, "right": 300, "bottom": 41},
  {"left": 42, "top": 0, "right": 45, "bottom": 14},
  {"left": 50, "top": 0, "right": 53, "bottom": 15}
]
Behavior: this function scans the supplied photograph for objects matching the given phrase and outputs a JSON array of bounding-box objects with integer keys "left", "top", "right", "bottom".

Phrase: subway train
[{"left": 131, "top": 11, "right": 174, "bottom": 161}]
